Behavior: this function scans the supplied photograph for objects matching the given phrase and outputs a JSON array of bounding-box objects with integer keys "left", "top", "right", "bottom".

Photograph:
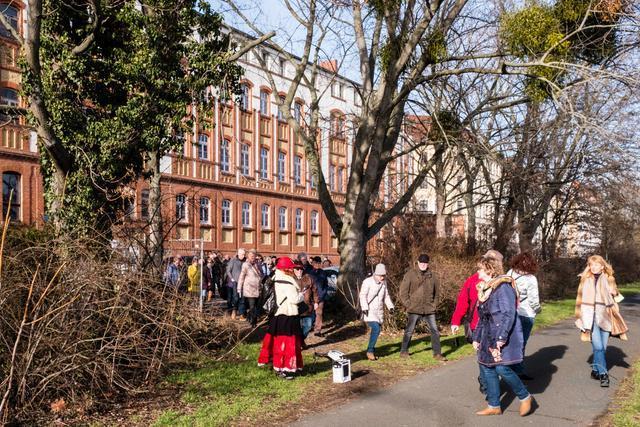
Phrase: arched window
[
  {"left": 240, "top": 143, "right": 250, "bottom": 176},
  {"left": 198, "top": 134, "right": 209, "bottom": 160},
  {"left": 175, "top": 194, "right": 186, "bottom": 220},
  {"left": 0, "top": 5, "right": 19, "bottom": 39},
  {"left": 261, "top": 204, "right": 270, "bottom": 228},
  {"left": 277, "top": 151, "right": 286, "bottom": 182},
  {"left": 259, "top": 90, "right": 270, "bottom": 115},
  {"left": 293, "top": 155, "right": 302, "bottom": 185},
  {"left": 278, "top": 207, "right": 287, "bottom": 230},
  {"left": 2, "top": 172, "right": 20, "bottom": 221},
  {"left": 200, "top": 197, "right": 210, "bottom": 224},
  {"left": 240, "top": 84, "right": 250, "bottom": 111},
  {"left": 259, "top": 147, "right": 269, "bottom": 179},
  {"left": 221, "top": 199, "right": 232, "bottom": 225},
  {"left": 220, "top": 139, "right": 230, "bottom": 172},
  {"left": 310, "top": 210, "right": 319, "bottom": 233},
  {"left": 295, "top": 208, "right": 303, "bottom": 232},
  {"left": 330, "top": 112, "right": 345, "bottom": 137},
  {"left": 277, "top": 95, "right": 286, "bottom": 121},
  {"left": 293, "top": 102, "right": 302, "bottom": 124},
  {"left": 241, "top": 201, "right": 251, "bottom": 228}
]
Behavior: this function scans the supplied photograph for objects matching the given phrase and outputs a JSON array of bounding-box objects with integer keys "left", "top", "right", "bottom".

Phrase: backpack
[{"left": 260, "top": 274, "right": 277, "bottom": 316}]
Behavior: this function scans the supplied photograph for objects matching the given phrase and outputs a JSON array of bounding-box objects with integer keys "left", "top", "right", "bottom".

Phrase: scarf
[
  {"left": 575, "top": 274, "right": 628, "bottom": 340},
  {"left": 477, "top": 276, "right": 518, "bottom": 303}
]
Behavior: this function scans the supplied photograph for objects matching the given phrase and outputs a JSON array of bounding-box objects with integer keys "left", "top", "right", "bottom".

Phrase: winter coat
[
  {"left": 359, "top": 276, "right": 394, "bottom": 324},
  {"left": 274, "top": 270, "right": 304, "bottom": 317},
  {"left": 507, "top": 269, "right": 541, "bottom": 319},
  {"left": 450, "top": 272, "right": 482, "bottom": 330},
  {"left": 238, "top": 261, "right": 264, "bottom": 298},
  {"left": 575, "top": 273, "right": 628, "bottom": 339},
  {"left": 187, "top": 264, "right": 200, "bottom": 293},
  {"left": 473, "top": 276, "right": 523, "bottom": 366},
  {"left": 299, "top": 274, "right": 319, "bottom": 317},
  {"left": 203, "top": 263, "right": 215, "bottom": 291},
  {"left": 164, "top": 263, "right": 180, "bottom": 288},
  {"left": 400, "top": 268, "right": 439, "bottom": 315},
  {"left": 308, "top": 268, "right": 329, "bottom": 301},
  {"left": 226, "top": 256, "right": 244, "bottom": 286}
]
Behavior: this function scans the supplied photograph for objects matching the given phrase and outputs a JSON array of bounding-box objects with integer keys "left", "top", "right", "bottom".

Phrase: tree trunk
[
  {"left": 464, "top": 191, "right": 477, "bottom": 255},
  {"left": 144, "top": 150, "right": 164, "bottom": 273},
  {"left": 435, "top": 174, "right": 446, "bottom": 238},
  {"left": 336, "top": 224, "right": 367, "bottom": 314}
]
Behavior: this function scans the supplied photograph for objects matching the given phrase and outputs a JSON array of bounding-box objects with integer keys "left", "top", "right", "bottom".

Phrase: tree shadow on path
[{"left": 500, "top": 344, "right": 567, "bottom": 409}]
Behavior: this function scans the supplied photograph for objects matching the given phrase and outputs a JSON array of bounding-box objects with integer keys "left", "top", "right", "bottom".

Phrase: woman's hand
[
  {"left": 451, "top": 325, "right": 459, "bottom": 334},
  {"left": 490, "top": 347, "right": 502, "bottom": 362},
  {"left": 472, "top": 341, "right": 480, "bottom": 351}
]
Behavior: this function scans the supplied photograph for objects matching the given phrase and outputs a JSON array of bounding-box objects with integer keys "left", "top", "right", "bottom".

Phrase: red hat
[{"left": 276, "top": 257, "right": 296, "bottom": 270}]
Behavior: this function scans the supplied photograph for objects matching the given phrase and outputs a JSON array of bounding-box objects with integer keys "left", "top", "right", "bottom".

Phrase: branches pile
[{"left": 0, "top": 228, "right": 222, "bottom": 424}]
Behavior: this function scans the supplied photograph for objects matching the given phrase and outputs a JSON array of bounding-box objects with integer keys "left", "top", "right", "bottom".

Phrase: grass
[
  {"left": 147, "top": 294, "right": 601, "bottom": 427},
  {"left": 618, "top": 282, "right": 640, "bottom": 298},
  {"left": 599, "top": 359, "right": 640, "bottom": 427}
]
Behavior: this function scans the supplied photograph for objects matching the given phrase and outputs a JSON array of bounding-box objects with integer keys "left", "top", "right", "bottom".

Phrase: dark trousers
[
  {"left": 400, "top": 313, "right": 442, "bottom": 355},
  {"left": 246, "top": 297, "right": 258, "bottom": 327},
  {"left": 227, "top": 283, "right": 238, "bottom": 311}
]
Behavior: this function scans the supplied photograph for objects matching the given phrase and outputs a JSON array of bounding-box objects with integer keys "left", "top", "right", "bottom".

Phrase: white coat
[{"left": 359, "top": 276, "right": 394, "bottom": 324}]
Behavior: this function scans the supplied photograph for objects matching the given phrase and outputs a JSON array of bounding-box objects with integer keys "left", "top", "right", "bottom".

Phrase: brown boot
[
  {"left": 366, "top": 352, "right": 378, "bottom": 361},
  {"left": 519, "top": 397, "right": 533, "bottom": 416},
  {"left": 434, "top": 354, "right": 448, "bottom": 362},
  {"left": 476, "top": 406, "right": 502, "bottom": 416},
  {"left": 231, "top": 309, "right": 237, "bottom": 320}
]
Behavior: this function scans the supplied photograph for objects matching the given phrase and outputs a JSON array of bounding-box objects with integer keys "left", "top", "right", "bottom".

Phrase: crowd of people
[{"left": 163, "top": 248, "right": 630, "bottom": 417}]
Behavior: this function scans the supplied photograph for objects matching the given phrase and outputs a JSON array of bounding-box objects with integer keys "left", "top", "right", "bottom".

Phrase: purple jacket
[{"left": 473, "top": 281, "right": 524, "bottom": 366}]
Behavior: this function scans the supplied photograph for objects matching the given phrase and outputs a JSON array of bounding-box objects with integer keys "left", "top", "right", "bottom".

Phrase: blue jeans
[
  {"left": 513, "top": 315, "right": 535, "bottom": 374},
  {"left": 479, "top": 364, "right": 530, "bottom": 408},
  {"left": 227, "top": 283, "right": 239, "bottom": 311},
  {"left": 367, "top": 322, "right": 381, "bottom": 353},
  {"left": 591, "top": 322, "right": 610, "bottom": 375},
  {"left": 400, "top": 313, "right": 441, "bottom": 355},
  {"left": 301, "top": 314, "right": 315, "bottom": 339}
]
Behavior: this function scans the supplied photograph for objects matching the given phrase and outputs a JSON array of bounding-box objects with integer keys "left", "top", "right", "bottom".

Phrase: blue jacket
[
  {"left": 473, "top": 279, "right": 524, "bottom": 366},
  {"left": 308, "top": 268, "right": 329, "bottom": 301}
]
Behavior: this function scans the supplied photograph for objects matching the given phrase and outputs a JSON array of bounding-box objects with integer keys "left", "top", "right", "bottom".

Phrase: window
[
  {"left": 141, "top": 190, "right": 149, "bottom": 220},
  {"left": 221, "top": 199, "right": 231, "bottom": 225},
  {"left": 259, "top": 147, "right": 269, "bottom": 179},
  {"left": 0, "top": 5, "right": 18, "bottom": 39},
  {"left": 261, "top": 204, "right": 270, "bottom": 228},
  {"left": 310, "top": 210, "right": 319, "bottom": 233},
  {"left": 293, "top": 102, "right": 302, "bottom": 124},
  {"left": 277, "top": 151, "right": 286, "bottom": 182},
  {"left": 457, "top": 199, "right": 464, "bottom": 210},
  {"left": 295, "top": 208, "right": 303, "bottom": 232},
  {"left": 331, "top": 113, "right": 344, "bottom": 137},
  {"left": 262, "top": 50, "right": 270, "bottom": 68},
  {"left": 329, "top": 164, "right": 335, "bottom": 191},
  {"left": 277, "top": 96, "right": 286, "bottom": 121},
  {"left": 2, "top": 172, "right": 19, "bottom": 221},
  {"left": 200, "top": 197, "right": 210, "bottom": 224},
  {"left": 331, "top": 82, "right": 339, "bottom": 97},
  {"left": 124, "top": 197, "right": 135, "bottom": 219},
  {"left": 309, "top": 163, "right": 317, "bottom": 189},
  {"left": 175, "top": 131, "right": 186, "bottom": 156},
  {"left": 176, "top": 194, "right": 186, "bottom": 221},
  {"left": 241, "top": 201, "right": 251, "bottom": 228},
  {"left": 198, "top": 134, "right": 208, "bottom": 160},
  {"left": 240, "top": 143, "right": 250, "bottom": 176},
  {"left": 240, "top": 84, "right": 250, "bottom": 111},
  {"left": 293, "top": 155, "right": 302, "bottom": 185},
  {"left": 337, "top": 166, "right": 344, "bottom": 192},
  {"left": 0, "top": 88, "right": 18, "bottom": 106},
  {"left": 279, "top": 58, "right": 286, "bottom": 75},
  {"left": 278, "top": 207, "right": 287, "bottom": 230},
  {"left": 259, "top": 90, "right": 269, "bottom": 116},
  {"left": 220, "top": 139, "right": 230, "bottom": 172}
]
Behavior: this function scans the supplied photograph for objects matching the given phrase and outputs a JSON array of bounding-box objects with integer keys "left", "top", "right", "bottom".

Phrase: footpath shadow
[
  {"left": 586, "top": 346, "right": 630, "bottom": 373},
  {"left": 500, "top": 344, "right": 567, "bottom": 409}
]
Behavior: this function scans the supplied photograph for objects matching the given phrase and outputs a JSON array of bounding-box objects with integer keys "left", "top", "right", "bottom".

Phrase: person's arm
[
  {"left": 238, "top": 263, "right": 248, "bottom": 295},
  {"left": 399, "top": 272, "right": 411, "bottom": 308},
  {"left": 528, "top": 276, "right": 541, "bottom": 314},
  {"left": 433, "top": 274, "right": 440, "bottom": 305},
  {"left": 384, "top": 284, "right": 394, "bottom": 310},
  {"left": 225, "top": 260, "right": 234, "bottom": 282},
  {"left": 608, "top": 275, "right": 619, "bottom": 296},
  {"left": 359, "top": 279, "right": 370, "bottom": 314}
]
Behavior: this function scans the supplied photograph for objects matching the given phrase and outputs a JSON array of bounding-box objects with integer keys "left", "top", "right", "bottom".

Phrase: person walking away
[
  {"left": 473, "top": 257, "right": 533, "bottom": 416},
  {"left": 238, "top": 249, "right": 264, "bottom": 327},
  {"left": 298, "top": 265, "right": 319, "bottom": 348},
  {"left": 204, "top": 256, "right": 215, "bottom": 301},
  {"left": 309, "top": 256, "right": 329, "bottom": 337},
  {"left": 164, "top": 255, "right": 183, "bottom": 291},
  {"left": 399, "top": 254, "right": 446, "bottom": 361},
  {"left": 359, "top": 263, "right": 394, "bottom": 360},
  {"left": 575, "top": 255, "right": 628, "bottom": 387},
  {"left": 226, "top": 248, "right": 246, "bottom": 319},
  {"left": 257, "top": 257, "right": 305, "bottom": 379},
  {"left": 187, "top": 257, "right": 201, "bottom": 298},
  {"left": 507, "top": 252, "right": 541, "bottom": 380},
  {"left": 213, "top": 252, "right": 226, "bottom": 300}
]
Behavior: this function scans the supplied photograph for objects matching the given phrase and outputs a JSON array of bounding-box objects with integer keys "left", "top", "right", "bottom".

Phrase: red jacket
[{"left": 450, "top": 272, "right": 482, "bottom": 330}]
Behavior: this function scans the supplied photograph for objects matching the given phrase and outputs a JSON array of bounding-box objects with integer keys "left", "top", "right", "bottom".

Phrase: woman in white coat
[{"left": 359, "top": 263, "right": 395, "bottom": 360}]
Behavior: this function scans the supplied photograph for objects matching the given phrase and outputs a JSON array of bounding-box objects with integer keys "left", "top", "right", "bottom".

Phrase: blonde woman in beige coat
[{"left": 359, "top": 263, "right": 394, "bottom": 361}]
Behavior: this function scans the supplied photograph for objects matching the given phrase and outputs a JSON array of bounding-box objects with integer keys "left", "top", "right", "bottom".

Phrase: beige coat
[
  {"left": 274, "top": 270, "right": 304, "bottom": 316},
  {"left": 359, "top": 276, "right": 394, "bottom": 324},
  {"left": 238, "top": 261, "right": 263, "bottom": 298}
]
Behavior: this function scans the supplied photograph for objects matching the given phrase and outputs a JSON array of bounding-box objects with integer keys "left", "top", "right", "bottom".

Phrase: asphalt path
[{"left": 295, "top": 294, "right": 640, "bottom": 427}]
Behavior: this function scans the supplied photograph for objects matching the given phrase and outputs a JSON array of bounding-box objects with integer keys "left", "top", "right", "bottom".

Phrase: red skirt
[{"left": 258, "top": 315, "right": 303, "bottom": 372}]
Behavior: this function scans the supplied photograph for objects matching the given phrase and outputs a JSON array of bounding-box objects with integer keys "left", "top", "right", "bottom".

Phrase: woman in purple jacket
[{"left": 473, "top": 257, "right": 533, "bottom": 417}]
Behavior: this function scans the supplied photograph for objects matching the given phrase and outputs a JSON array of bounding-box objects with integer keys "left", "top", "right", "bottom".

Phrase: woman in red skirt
[{"left": 258, "top": 257, "right": 304, "bottom": 379}]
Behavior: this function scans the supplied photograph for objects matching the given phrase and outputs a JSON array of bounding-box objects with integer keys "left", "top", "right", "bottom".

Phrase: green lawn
[{"left": 150, "top": 293, "right": 599, "bottom": 427}]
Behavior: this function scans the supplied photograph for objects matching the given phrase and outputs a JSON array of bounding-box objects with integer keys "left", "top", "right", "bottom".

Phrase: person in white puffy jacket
[
  {"left": 359, "top": 263, "right": 395, "bottom": 361},
  {"left": 507, "top": 252, "right": 541, "bottom": 380}
]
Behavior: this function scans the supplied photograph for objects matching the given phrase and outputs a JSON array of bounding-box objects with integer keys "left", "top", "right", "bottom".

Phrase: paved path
[{"left": 295, "top": 294, "right": 640, "bottom": 427}]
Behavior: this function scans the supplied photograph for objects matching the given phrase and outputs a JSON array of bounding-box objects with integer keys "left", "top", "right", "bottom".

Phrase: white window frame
[
  {"left": 260, "top": 147, "right": 269, "bottom": 179},
  {"left": 278, "top": 206, "right": 287, "bottom": 230},
  {"left": 221, "top": 199, "right": 232, "bottom": 226},
  {"left": 261, "top": 204, "right": 270, "bottom": 229},
  {"left": 198, "top": 134, "right": 209, "bottom": 160},
  {"left": 176, "top": 194, "right": 187, "bottom": 221},
  {"left": 293, "top": 155, "right": 302, "bottom": 185},
  {"left": 240, "top": 143, "right": 250, "bottom": 176},
  {"left": 295, "top": 208, "right": 303, "bottom": 232},
  {"left": 241, "top": 201, "right": 251, "bottom": 228},
  {"left": 220, "top": 139, "right": 230, "bottom": 172},
  {"left": 310, "top": 210, "right": 318, "bottom": 233},
  {"left": 277, "top": 151, "right": 286, "bottom": 182},
  {"left": 200, "top": 197, "right": 210, "bottom": 224}
]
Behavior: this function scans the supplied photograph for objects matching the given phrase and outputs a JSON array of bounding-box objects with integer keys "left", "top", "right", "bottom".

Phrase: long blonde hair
[{"left": 579, "top": 255, "right": 614, "bottom": 279}]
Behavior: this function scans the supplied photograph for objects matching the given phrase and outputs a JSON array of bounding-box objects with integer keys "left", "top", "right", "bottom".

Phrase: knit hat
[
  {"left": 374, "top": 263, "right": 387, "bottom": 275},
  {"left": 418, "top": 254, "right": 430, "bottom": 263},
  {"left": 483, "top": 249, "right": 504, "bottom": 262}
]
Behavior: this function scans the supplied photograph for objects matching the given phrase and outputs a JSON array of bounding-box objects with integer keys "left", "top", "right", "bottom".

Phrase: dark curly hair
[{"left": 510, "top": 252, "right": 538, "bottom": 275}]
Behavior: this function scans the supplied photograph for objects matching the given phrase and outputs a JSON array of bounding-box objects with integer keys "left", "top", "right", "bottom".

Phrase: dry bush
[{"left": 0, "top": 226, "right": 228, "bottom": 424}]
